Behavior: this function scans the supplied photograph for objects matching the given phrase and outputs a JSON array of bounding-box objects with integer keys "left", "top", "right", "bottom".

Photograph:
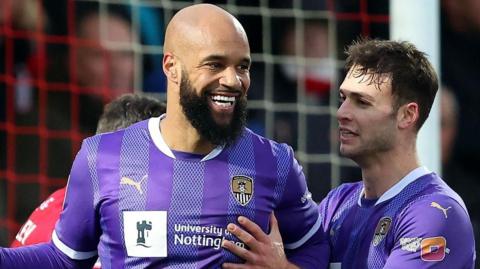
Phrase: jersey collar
[
  {"left": 148, "top": 115, "right": 224, "bottom": 161},
  {"left": 357, "top": 166, "right": 431, "bottom": 207}
]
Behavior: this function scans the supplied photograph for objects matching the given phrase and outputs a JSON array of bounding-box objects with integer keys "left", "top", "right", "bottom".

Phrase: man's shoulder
[
  {"left": 328, "top": 182, "right": 363, "bottom": 201},
  {"left": 391, "top": 181, "right": 475, "bottom": 267},
  {"left": 402, "top": 175, "right": 469, "bottom": 220},
  {"left": 83, "top": 118, "right": 151, "bottom": 149},
  {"left": 403, "top": 192, "right": 469, "bottom": 219},
  {"left": 395, "top": 185, "right": 473, "bottom": 239},
  {"left": 235, "top": 128, "right": 294, "bottom": 155},
  {"left": 240, "top": 128, "right": 281, "bottom": 145},
  {"left": 319, "top": 182, "right": 363, "bottom": 215}
]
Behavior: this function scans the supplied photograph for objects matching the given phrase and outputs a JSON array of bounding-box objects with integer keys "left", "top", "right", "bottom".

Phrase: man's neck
[
  {"left": 160, "top": 114, "right": 215, "bottom": 155},
  {"left": 360, "top": 146, "right": 420, "bottom": 199}
]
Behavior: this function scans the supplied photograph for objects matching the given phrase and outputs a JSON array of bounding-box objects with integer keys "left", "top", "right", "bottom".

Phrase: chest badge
[
  {"left": 231, "top": 175, "right": 254, "bottom": 206},
  {"left": 372, "top": 216, "right": 392, "bottom": 246},
  {"left": 123, "top": 211, "right": 167, "bottom": 257}
]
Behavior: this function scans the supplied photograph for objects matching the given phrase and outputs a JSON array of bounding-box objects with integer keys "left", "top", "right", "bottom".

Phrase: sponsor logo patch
[
  {"left": 421, "top": 236, "right": 447, "bottom": 261},
  {"left": 400, "top": 237, "right": 422, "bottom": 252},
  {"left": 123, "top": 211, "right": 167, "bottom": 257},
  {"left": 231, "top": 175, "right": 254, "bottom": 206}
]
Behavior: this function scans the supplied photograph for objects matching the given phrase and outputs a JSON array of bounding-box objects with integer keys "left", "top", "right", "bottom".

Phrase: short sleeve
[
  {"left": 384, "top": 194, "right": 475, "bottom": 269},
  {"left": 275, "top": 146, "right": 323, "bottom": 250},
  {"left": 53, "top": 138, "right": 100, "bottom": 260}
]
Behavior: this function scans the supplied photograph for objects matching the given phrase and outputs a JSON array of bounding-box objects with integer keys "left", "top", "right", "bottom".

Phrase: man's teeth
[
  {"left": 341, "top": 130, "right": 355, "bottom": 136},
  {"left": 211, "top": 95, "right": 235, "bottom": 107}
]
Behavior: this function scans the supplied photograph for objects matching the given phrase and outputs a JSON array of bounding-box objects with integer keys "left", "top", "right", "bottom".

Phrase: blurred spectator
[
  {"left": 441, "top": 3, "right": 480, "bottom": 262},
  {"left": 440, "top": 87, "right": 458, "bottom": 166},
  {"left": 2, "top": 4, "right": 138, "bottom": 236},
  {"left": 442, "top": 0, "right": 480, "bottom": 34},
  {"left": 441, "top": 0, "right": 480, "bottom": 180},
  {"left": 1, "top": 0, "right": 49, "bottom": 115},
  {"left": 45, "top": 3, "right": 136, "bottom": 135},
  {"left": 256, "top": 18, "right": 333, "bottom": 105},
  {"left": 0, "top": 0, "right": 49, "bottom": 245},
  {"left": 284, "top": 20, "right": 333, "bottom": 151},
  {"left": 41, "top": 1, "right": 165, "bottom": 93},
  {"left": 75, "top": 7, "right": 134, "bottom": 96},
  {"left": 0, "top": 0, "right": 48, "bottom": 32},
  {"left": 256, "top": 19, "right": 333, "bottom": 149},
  {"left": 440, "top": 86, "right": 480, "bottom": 266},
  {"left": 278, "top": 20, "right": 333, "bottom": 105},
  {"left": 11, "top": 3, "right": 136, "bottom": 133}
]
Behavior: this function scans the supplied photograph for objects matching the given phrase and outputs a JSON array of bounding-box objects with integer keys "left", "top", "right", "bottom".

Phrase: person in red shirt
[
  {"left": 11, "top": 93, "right": 166, "bottom": 269},
  {"left": 11, "top": 188, "right": 66, "bottom": 248}
]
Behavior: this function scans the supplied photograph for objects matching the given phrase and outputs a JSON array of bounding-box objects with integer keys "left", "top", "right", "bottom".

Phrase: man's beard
[{"left": 179, "top": 74, "right": 247, "bottom": 146}]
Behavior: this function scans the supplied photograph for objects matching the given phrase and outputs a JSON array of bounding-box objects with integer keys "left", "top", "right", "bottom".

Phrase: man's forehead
[
  {"left": 196, "top": 17, "right": 248, "bottom": 45},
  {"left": 340, "top": 71, "right": 391, "bottom": 100},
  {"left": 172, "top": 20, "right": 249, "bottom": 61},
  {"left": 180, "top": 28, "right": 250, "bottom": 65},
  {"left": 168, "top": 5, "right": 246, "bottom": 42},
  {"left": 343, "top": 66, "right": 391, "bottom": 92}
]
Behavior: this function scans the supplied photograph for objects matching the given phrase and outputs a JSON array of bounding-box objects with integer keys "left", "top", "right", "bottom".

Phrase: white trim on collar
[
  {"left": 201, "top": 145, "right": 224, "bottom": 161},
  {"left": 357, "top": 166, "right": 431, "bottom": 206},
  {"left": 149, "top": 115, "right": 175, "bottom": 158},
  {"left": 148, "top": 115, "right": 224, "bottom": 161}
]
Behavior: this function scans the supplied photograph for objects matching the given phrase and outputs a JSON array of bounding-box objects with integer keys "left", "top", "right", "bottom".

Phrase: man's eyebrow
[
  {"left": 339, "top": 88, "right": 374, "bottom": 101},
  {"left": 240, "top": 56, "right": 251, "bottom": 65},
  {"left": 200, "top": 54, "right": 251, "bottom": 65},
  {"left": 200, "top": 54, "right": 226, "bottom": 62}
]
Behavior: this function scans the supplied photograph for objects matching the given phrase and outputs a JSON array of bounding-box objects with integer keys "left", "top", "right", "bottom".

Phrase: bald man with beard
[{"left": 0, "top": 4, "right": 328, "bottom": 269}]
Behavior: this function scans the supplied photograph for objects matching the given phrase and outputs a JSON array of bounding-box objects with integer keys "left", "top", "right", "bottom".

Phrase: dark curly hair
[{"left": 96, "top": 93, "right": 166, "bottom": 134}]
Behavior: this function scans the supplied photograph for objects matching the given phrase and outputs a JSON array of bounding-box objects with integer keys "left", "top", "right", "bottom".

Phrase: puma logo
[
  {"left": 120, "top": 175, "right": 147, "bottom": 195},
  {"left": 430, "top": 202, "right": 451, "bottom": 219}
]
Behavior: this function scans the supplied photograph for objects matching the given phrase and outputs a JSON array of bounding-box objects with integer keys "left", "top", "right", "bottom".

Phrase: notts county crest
[
  {"left": 231, "top": 175, "right": 254, "bottom": 206},
  {"left": 372, "top": 217, "right": 392, "bottom": 246}
]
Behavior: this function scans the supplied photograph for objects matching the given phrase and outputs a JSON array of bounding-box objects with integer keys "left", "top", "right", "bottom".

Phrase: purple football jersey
[
  {"left": 51, "top": 116, "right": 323, "bottom": 268},
  {"left": 320, "top": 167, "right": 476, "bottom": 269}
]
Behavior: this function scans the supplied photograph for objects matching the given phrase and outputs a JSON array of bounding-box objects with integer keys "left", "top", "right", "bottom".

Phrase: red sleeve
[{"left": 11, "top": 187, "right": 67, "bottom": 247}]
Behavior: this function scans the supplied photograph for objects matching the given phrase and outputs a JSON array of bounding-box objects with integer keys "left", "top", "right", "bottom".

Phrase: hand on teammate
[{"left": 222, "top": 213, "right": 299, "bottom": 269}]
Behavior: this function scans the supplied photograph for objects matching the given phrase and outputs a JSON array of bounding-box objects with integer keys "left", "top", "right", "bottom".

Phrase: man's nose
[
  {"left": 219, "top": 67, "right": 242, "bottom": 90},
  {"left": 337, "top": 100, "right": 352, "bottom": 123}
]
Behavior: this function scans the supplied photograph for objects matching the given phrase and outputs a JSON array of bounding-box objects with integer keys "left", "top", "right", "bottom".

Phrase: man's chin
[
  {"left": 212, "top": 114, "right": 234, "bottom": 128},
  {"left": 339, "top": 146, "right": 356, "bottom": 158}
]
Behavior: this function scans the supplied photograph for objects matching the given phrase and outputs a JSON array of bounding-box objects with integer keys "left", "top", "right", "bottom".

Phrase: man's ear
[
  {"left": 163, "top": 53, "right": 179, "bottom": 83},
  {"left": 397, "top": 102, "right": 419, "bottom": 129}
]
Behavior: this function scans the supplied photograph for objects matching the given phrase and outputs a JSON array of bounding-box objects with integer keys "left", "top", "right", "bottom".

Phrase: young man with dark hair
[{"left": 223, "top": 39, "right": 475, "bottom": 269}]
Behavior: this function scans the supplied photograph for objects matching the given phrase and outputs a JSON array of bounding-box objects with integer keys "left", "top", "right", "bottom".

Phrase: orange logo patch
[{"left": 421, "top": 237, "right": 446, "bottom": 261}]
